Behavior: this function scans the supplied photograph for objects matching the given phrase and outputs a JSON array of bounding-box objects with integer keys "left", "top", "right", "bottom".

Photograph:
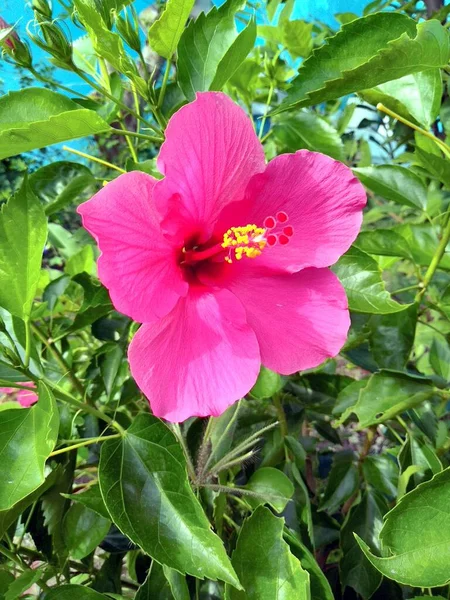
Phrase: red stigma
[{"left": 276, "top": 211, "right": 288, "bottom": 223}]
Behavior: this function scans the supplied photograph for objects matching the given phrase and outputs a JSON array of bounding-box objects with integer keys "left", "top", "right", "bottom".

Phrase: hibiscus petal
[
  {"left": 78, "top": 172, "right": 188, "bottom": 323},
  {"left": 245, "top": 151, "right": 366, "bottom": 271},
  {"left": 128, "top": 288, "right": 260, "bottom": 422},
  {"left": 155, "top": 92, "right": 266, "bottom": 241},
  {"left": 222, "top": 265, "right": 350, "bottom": 374}
]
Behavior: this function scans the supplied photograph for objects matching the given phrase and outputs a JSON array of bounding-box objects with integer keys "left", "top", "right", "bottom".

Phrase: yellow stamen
[{"left": 222, "top": 224, "right": 266, "bottom": 263}]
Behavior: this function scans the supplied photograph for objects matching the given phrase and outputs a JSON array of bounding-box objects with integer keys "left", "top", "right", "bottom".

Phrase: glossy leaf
[
  {"left": 356, "top": 467, "right": 450, "bottom": 587},
  {"left": 354, "top": 229, "right": 412, "bottom": 259},
  {"left": 63, "top": 484, "right": 110, "bottom": 520},
  {"left": 273, "top": 113, "right": 344, "bottom": 160},
  {"left": 338, "top": 371, "right": 436, "bottom": 429},
  {"left": 332, "top": 247, "right": 409, "bottom": 314},
  {"left": 177, "top": 0, "right": 251, "bottom": 100},
  {"left": 63, "top": 503, "right": 111, "bottom": 559},
  {"left": 227, "top": 507, "right": 310, "bottom": 599},
  {"left": 359, "top": 69, "right": 442, "bottom": 128},
  {"left": 277, "top": 14, "right": 450, "bottom": 112},
  {"left": 148, "top": 0, "right": 195, "bottom": 59},
  {"left": 0, "top": 382, "right": 59, "bottom": 511},
  {"left": 0, "top": 175, "right": 47, "bottom": 319},
  {"left": 320, "top": 451, "right": 358, "bottom": 514},
  {"left": 245, "top": 467, "right": 294, "bottom": 512},
  {"left": 353, "top": 165, "right": 427, "bottom": 210},
  {"left": 368, "top": 304, "right": 417, "bottom": 370},
  {"left": 0, "top": 89, "right": 110, "bottom": 159},
  {"left": 136, "top": 563, "right": 190, "bottom": 600},
  {"left": 99, "top": 414, "right": 240, "bottom": 587}
]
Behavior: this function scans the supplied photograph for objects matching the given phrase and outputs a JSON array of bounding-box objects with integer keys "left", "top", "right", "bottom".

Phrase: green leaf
[
  {"left": 5, "top": 566, "right": 45, "bottom": 600},
  {"left": 277, "top": 14, "right": 449, "bottom": 112},
  {"left": 430, "top": 338, "right": 450, "bottom": 381},
  {"left": 356, "top": 467, "right": 450, "bottom": 587},
  {"left": 63, "top": 503, "right": 111, "bottom": 559},
  {"left": 250, "top": 367, "right": 282, "bottom": 399},
  {"left": 73, "top": 0, "right": 146, "bottom": 97},
  {"left": 338, "top": 371, "right": 437, "bottom": 429},
  {"left": 0, "top": 175, "right": 47, "bottom": 319},
  {"left": 0, "top": 89, "right": 110, "bottom": 160},
  {"left": 148, "top": 0, "right": 195, "bottom": 59},
  {"left": 332, "top": 247, "right": 409, "bottom": 314},
  {"left": 227, "top": 506, "right": 310, "bottom": 599},
  {"left": 65, "top": 273, "right": 112, "bottom": 335},
  {"left": 368, "top": 304, "right": 418, "bottom": 370},
  {"left": 99, "top": 414, "right": 240, "bottom": 587},
  {"left": 359, "top": 69, "right": 442, "bottom": 128},
  {"left": 362, "top": 455, "right": 398, "bottom": 498},
  {"left": 398, "top": 434, "right": 442, "bottom": 491},
  {"left": 353, "top": 165, "right": 427, "bottom": 210},
  {"left": 177, "top": 0, "right": 251, "bottom": 101},
  {"left": 29, "top": 161, "right": 96, "bottom": 216},
  {"left": 319, "top": 451, "right": 359, "bottom": 514},
  {"left": 0, "top": 383, "right": 59, "bottom": 511},
  {"left": 282, "top": 20, "right": 313, "bottom": 58},
  {"left": 340, "top": 491, "right": 386, "bottom": 598},
  {"left": 354, "top": 229, "right": 413, "bottom": 259},
  {"left": 65, "top": 245, "right": 95, "bottom": 277},
  {"left": 63, "top": 484, "right": 110, "bottom": 520},
  {"left": 415, "top": 147, "right": 450, "bottom": 189},
  {"left": 245, "top": 467, "right": 294, "bottom": 513},
  {"left": 273, "top": 112, "right": 344, "bottom": 160},
  {"left": 46, "top": 586, "right": 109, "bottom": 599},
  {"left": 395, "top": 223, "right": 450, "bottom": 270},
  {"left": 136, "top": 563, "right": 190, "bottom": 600}
]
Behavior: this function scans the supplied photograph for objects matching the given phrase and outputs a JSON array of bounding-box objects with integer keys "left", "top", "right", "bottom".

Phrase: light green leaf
[
  {"left": 65, "top": 245, "right": 95, "bottom": 277},
  {"left": 148, "top": 0, "right": 195, "bottom": 59},
  {"left": 0, "top": 88, "right": 110, "bottom": 160},
  {"left": 0, "top": 175, "right": 47, "bottom": 319},
  {"left": 354, "top": 229, "right": 413, "bottom": 259},
  {"left": 245, "top": 467, "right": 294, "bottom": 513},
  {"left": 177, "top": 0, "right": 250, "bottom": 100},
  {"left": 0, "top": 383, "right": 59, "bottom": 511},
  {"left": 359, "top": 69, "right": 442, "bottom": 129},
  {"left": 99, "top": 414, "right": 241, "bottom": 587},
  {"left": 338, "top": 371, "right": 437, "bottom": 429},
  {"left": 356, "top": 467, "right": 450, "bottom": 587},
  {"left": 29, "top": 161, "right": 96, "bottom": 217},
  {"left": 250, "top": 367, "right": 282, "bottom": 399},
  {"left": 46, "top": 586, "right": 109, "bottom": 599},
  {"left": 227, "top": 506, "right": 310, "bottom": 599},
  {"left": 282, "top": 20, "right": 313, "bottom": 58},
  {"left": 277, "top": 14, "right": 450, "bottom": 112},
  {"left": 353, "top": 165, "right": 427, "bottom": 210},
  {"left": 332, "top": 247, "right": 409, "bottom": 314},
  {"left": 274, "top": 112, "right": 344, "bottom": 160},
  {"left": 63, "top": 503, "right": 111, "bottom": 559}
]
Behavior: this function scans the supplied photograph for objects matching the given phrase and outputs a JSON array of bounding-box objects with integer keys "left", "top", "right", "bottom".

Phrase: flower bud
[
  {"left": 115, "top": 8, "right": 141, "bottom": 53},
  {"left": 32, "top": 0, "right": 53, "bottom": 19},
  {"left": 0, "top": 18, "right": 33, "bottom": 68},
  {"left": 0, "top": 16, "right": 18, "bottom": 50},
  {"left": 28, "top": 17, "right": 73, "bottom": 67}
]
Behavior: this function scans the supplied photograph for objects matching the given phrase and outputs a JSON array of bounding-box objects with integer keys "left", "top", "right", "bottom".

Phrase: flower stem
[
  {"left": 415, "top": 216, "right": 450, "bottom": 302},
  {"left": 49, "top": 434, "right": 122, "bottom": 457},
  {"left": 376, "top": 103, "right": 450, "bottom": 159},
  {"left": 118, "top": 118, "right": 138, "bottom": 162},
  {"left": 258, "top": 83, "right": 274, "bottom": 140},
  {"left": 158, "top": 59, "right": 171, "bottom": 109},
  {"left": 111, "top": 128, "right": 164, "bottom": 143},
  {"left": 62, "top": 145, "right": 126, "bottom": 173}
]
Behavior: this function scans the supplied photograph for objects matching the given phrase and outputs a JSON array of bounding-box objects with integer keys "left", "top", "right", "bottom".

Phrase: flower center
[{"left": 181, "top": 211, "right": 293, "bottom": 266}]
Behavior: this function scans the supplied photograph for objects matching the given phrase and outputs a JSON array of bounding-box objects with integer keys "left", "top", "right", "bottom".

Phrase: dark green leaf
[
  {"left": 227, "top": 506, "right": 310, "bottom": 599},
  {"left": 354, "top": 229, "right": 413, "bottom": 259},
  {"left": 0, "top": 175, "right": 47, "bottom": 319},
  {"left": 66, "top": 273, "right": 112, "bottom": 335},
  {"left": 63, "top": 503, "right": 111, "bottom": 559},
  {"left": 5, "top": 566, "right": 45, "bottom": 600},
  {"left": 46, "top": 586, "right": 108, "bottom": 599},
  {"left": 63, "top": 484, "right": 110, "bottom": 520},
  {"left": 99, "top": 414, "right": 240, "bottom": 587},
  {"left": 368, "top": 304, "right": 418, "bottom": 370},
  {"left": 362, "top": 455, "right": 398, "bottom": 498},
  {"left": 0, "top": 89, "right": 110, "bottom": 159},
  {"left": 414, "top": 147, "right": 450, "bottom": 188},
  {"left": 136, "top": 563, "right": 189, "bottom": 600},
  {"left": 0, "top": 383, "right": 59, "bottom": 511},
  {"left": 277, "top": 14, "right": 450, "bottom": 112},
  {"left": 356, "top": 467, "right": 450, "bottom": 587},
  {"left": 430, "top": 338, "right": 450, "bottom": 381},
  {"left": 320, "top": 451, "right": 358, "bottom": 514}
]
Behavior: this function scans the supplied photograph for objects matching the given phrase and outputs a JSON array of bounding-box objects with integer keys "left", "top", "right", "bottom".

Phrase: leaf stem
[
  {"left": 118, "top": 118, "right": 138, "bottom": 162},
  {"left": 171, "top": 423, "right": 197, "bottom": 482},
  {"left": 158, "top": 59, "right": 171, "bottom": 109},
  {"left": 62, "top": 145, "right": 126, "bottom": 173},
  {"left": 49, "top": 434, "right": 122, "bottom": 457},
  {"left": 110, "top": 128, "right": 164, "bottom": 143},
  {"left": 28, "top": 67, "right": 97, "bottom": 102},
  {"left": 273, "top": 393, "right": 288, "bottom": 437},
  {"left": 258, "top": 83, "right": 274, "bottom": 139},
  {"left": 415, "top": 215, "right": 450, "bottom": 302},
  {"left": 23, "top": 318, "right": 31, "bottom": 369},
  {"left": 376, "top": 102, "right": 450, "bottom": 159}
]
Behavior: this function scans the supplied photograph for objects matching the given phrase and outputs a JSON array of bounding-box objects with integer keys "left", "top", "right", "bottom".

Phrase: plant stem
[
  {"left": 391, "top": 283, "right": 420, "bottom": 295},
  {"left": 201, "top": 402, "right": 242, "bottom": 478},
  {"left": 23, "top": 318, "right": 31, "bottom": 369},
  {"left": 49, "top": 434, "right": 122, "bottom": 457},
  {"left": 415, "top": 216, "right": 450, "bottom": 301},
  {"left": 377, "top": 102, "right": 450, "bottom": 159},
  {"left": 118, "top": 118, "right": 138, "bottom": 162},
  {"left": 258, "top": 83, "right": 274, "bottom": 139},
  {"left": 63, "top": 145, "right": 126, "bottom": 173},
  {"left": 273, "top": 393, "right": 288, "bottom": 437},
  {"left": 171, "top": 423, "right": 197, "bottom": 482},
  {"left": 158, "top": 59, "right": 171, "bottom": 108},
  {"left": 29, "top": 67, "right": 96, "bottom": 102},
  {"left": 110, "top": 127, "right": 163, "bottom": 143}
]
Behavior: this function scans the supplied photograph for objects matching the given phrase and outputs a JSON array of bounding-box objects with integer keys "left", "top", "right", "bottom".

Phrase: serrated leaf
[
  {"left": 354, "top": 165, "right": 427, "bottom": 210},
  {"left": 99, "top": 414, "right": 240, "bottom": 587},
  {"left": 0, "top": 383, "right": 59, "bottom": 511},
  {"left": 359, "top": 69, "right": 442, "bottom": 129},
  {"left": 277, "top": 14, "right": 450, "bottom": 112},
  {"left": 332, "top": 247, "right": 409, "bottom": 314},
  {"left": 227, "top": 506, "right": 310, "bottom": 599},
  {"left": 148, "top": 0, "right": 195, "bottom": 59},
  {"left": 356, "top": 467, "right": 450, "bottom": 587},
  {"left": 177, "top": 0, "right": 250, "bottom": 100},
  {"left": 0, "top": 89, "right": 110, "bottom": 160},
  {"left": 0, "top": 175, "right": 47, "bottom": 319}
]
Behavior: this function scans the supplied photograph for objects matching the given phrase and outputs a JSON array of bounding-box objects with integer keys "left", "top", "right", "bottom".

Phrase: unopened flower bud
[
  {"left": 32, "top": 0, "right": 53, "bottom": 19},
  {"left": 0, "top": 16, "right": 18, "bottom": 50},
  {"left": 28, "top": 17, "right": 73, "bottom": 68},
  {"left": 115, "top": 8, "right": 141, "bottom": 53},
  {"left": 0, "top": 18, "right": 33, "bottom": 67}
]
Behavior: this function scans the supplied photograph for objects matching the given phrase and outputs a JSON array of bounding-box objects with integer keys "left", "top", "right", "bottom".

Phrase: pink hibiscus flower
[
  {"left": 78, "top": 92, "right": 366, "bottom": 422},
  {"left": 0, "top": 17, "right": 18, "bottom": 50},
  {"left": 0, "top": 382, "right": 38, "bottom": 408}
]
